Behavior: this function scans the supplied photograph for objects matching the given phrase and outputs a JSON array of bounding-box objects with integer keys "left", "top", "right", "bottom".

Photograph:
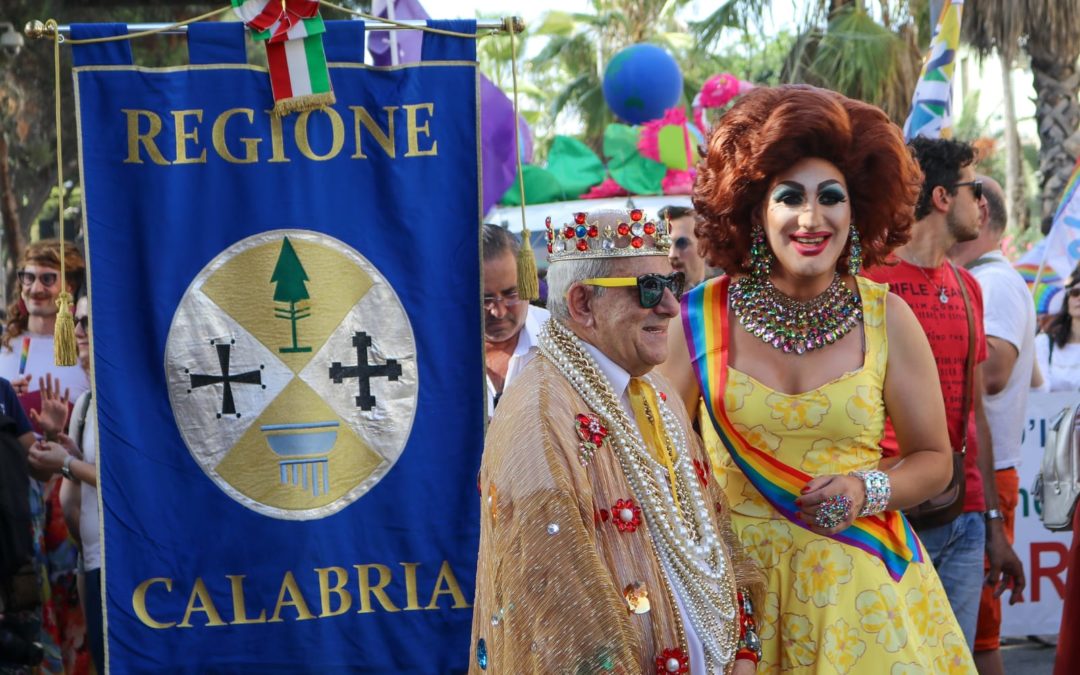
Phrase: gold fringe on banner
[{"left": 272, "top": 91, "right": 336, "bottom": 117}]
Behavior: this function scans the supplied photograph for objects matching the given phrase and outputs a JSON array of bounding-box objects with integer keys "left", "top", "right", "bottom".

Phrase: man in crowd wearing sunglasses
[
  {"left": 0, "top": 240, "right": 89, "bottom": 414},
  {"left": 660, "top": 205, "right": 710, "bottom": 289},
  {"left": 865, "top": 138, "right": 1024, "bottom": 651},
  {"left": 472, "top": 208, "right": 763, "bottom": 674},
  {"left": 482, "top": 224, "right": 549, "bottom": 418},
  {"left": 948, "top": 175, "right": 1033, "bottom": 675}
]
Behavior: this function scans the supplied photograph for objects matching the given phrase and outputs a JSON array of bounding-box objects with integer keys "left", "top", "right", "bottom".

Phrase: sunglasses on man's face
[
  {"left": 75, "top": 315, "right": 90, "bottom": 332},
  {"left": 17, "top": 270, "right": 59, "bottom": 288},
  {"left": 581, "top": 272, "right": 686, "bottom": 308},
  {"left": 951, "top": 180, "right": 983, "bottom": 200}
]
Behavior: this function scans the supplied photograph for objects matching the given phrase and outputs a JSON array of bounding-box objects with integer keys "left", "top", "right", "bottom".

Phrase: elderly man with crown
[{"left": 470, "top": 208, "right": 765, "bottom": 674}]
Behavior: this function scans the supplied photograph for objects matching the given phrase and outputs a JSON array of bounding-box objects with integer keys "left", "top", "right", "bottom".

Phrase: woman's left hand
[{"left": 796, "top": 474, "right": 866, "bottom": 535}]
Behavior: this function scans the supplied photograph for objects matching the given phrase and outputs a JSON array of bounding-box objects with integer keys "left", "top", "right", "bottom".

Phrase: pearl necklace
[{"left": 538, "top": 318, "right": 737, "bottom": 670}]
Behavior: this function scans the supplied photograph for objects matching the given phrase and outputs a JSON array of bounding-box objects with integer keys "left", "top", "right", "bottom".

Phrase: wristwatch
[
  {"left": 984, "top": 508, "right": 1004, "bottom": 522},
  {"left": 61, "top": 455, "right": 74, "bottom": 480}
]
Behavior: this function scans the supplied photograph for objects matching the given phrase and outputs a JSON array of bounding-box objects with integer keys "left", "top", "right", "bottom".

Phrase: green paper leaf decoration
[
  {"left": 546, "top": 136, "right": 606, "bottom": 197},
  {"left": 499, "top": 165, "right": 565, "bottom": 206},
  {"left": 603, "top": 124, "right": 641, "bottom": 167},
  {"left": 610, "top": 156, "right": 666, "bottom": 195},
  {"left": 604, "top": 124, "right": 665, "bottom": 195}
]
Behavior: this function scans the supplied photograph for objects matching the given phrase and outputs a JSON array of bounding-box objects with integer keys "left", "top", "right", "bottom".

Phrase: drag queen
[{"left": 662, "top": 85, "right": 976, "bottom": 673}]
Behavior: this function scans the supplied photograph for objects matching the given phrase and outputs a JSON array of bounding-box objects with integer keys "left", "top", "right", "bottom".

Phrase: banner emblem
[{"left": 165, "top": 230, "right": 418, "bottom": 520}]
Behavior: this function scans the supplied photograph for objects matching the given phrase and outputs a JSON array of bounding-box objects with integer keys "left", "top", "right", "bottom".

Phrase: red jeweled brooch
[
  {"left": 612, "top": 498, "right": 642, "bottom": 533},
  {"left": 576, "top": 413, "right": 608, "bottom": 466}
]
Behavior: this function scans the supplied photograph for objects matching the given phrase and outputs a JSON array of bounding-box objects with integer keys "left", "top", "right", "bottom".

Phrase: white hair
[{"left": 545, "top": 257, "right": 616, "bottom": 322}]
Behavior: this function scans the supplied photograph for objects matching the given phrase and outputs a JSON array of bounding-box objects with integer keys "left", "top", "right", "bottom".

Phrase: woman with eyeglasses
[
  {"left": 660, "top": 85, "right": 974, "bottom": 672},
  {"left": 1034, "top": 277, "right": 1080, "bottom": 392}
]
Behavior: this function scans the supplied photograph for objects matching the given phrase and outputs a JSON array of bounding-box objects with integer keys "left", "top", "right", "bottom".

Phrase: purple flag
[
  {"left": 368, "top": 0, "right": 534, "bottom": 212},
  {"left": 369, "top": 0, "right": 429, "bottom": 66},
  {"left": 481, "top": 77, "right": 533, "bottom": 213}
]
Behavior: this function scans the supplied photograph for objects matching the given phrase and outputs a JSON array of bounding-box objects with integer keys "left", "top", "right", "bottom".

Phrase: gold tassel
[
  {"left": 54, "top": 292, "right": 77, "bottom": 366},
  {"left": 506, "top": 22, "right": 537, "bottom": 302},
  {"left": 50, "top": 19, "right": 77, "bottom": 367},
  {"left": 516, "top": 229, "right": 539, "bottom": 302}
]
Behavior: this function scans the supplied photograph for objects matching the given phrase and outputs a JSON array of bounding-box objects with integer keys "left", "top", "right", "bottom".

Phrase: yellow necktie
[{"left": 628, "top": 378, "right": 682, "bottom": 511}]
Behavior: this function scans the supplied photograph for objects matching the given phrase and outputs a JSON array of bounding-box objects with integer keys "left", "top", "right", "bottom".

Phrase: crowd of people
[
  {"left": 2, "top": 83, "right": 1079, "bottom": 674},
  {"left": 480, "top": 85, "right": 1079, "bottom": 673},
  {"left": 0, "top": 242, "right": 99, "bottom": 674}
]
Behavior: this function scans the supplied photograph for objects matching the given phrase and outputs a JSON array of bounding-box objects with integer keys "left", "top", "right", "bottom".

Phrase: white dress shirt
[{"left": 486, "top": 306, "right": 550, "bottom": 418}]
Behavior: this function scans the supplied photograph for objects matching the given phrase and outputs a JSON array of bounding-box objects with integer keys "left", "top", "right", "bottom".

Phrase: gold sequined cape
[{"left": 470, "top": 354, "right": 764, "bottom": 674}]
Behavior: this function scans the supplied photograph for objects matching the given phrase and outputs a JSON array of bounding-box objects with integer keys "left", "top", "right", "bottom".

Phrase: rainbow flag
[
  {"left": 1015, "top": 242, "right": 1064, "bottom": 314},
  {"left": 1014, "top": 159, "right": 1080, "bottom": 311},
  {"left": 682, "top": 277, "right": 924, "bottom": 582},
  {"left": 1055, "top": 158, "right": 1080, "bottom": 223},
  {"left": 903, "top": 0, "right": 964, "bottom": 140}
]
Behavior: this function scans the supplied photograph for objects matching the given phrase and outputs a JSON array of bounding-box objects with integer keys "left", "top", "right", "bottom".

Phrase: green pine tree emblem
[{"left": 272, "top": 237, "right": 312, "bottom": 353}]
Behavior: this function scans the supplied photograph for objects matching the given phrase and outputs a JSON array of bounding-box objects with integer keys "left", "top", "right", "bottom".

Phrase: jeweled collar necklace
[{"left": 729, "top": 273, "right": 862, "bottom": 355}]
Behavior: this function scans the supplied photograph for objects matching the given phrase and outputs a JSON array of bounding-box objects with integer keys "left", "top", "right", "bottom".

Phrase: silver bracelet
[{"left": 850, "top": 469, "right": 891, "bottom": 517}]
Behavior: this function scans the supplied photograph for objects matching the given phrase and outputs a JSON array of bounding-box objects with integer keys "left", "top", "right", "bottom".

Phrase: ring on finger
[{"left": 814, "top": 494, "right": 853, "bottom": 529}]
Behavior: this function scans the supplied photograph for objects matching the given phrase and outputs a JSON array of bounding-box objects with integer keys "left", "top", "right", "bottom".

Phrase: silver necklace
[{"left": 912, "top": 263, "right": 949, "bottom": 304}]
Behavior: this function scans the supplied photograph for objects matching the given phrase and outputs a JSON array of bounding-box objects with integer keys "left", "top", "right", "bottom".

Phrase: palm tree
[
  {"left": 694, "top": 1, "right": 928, "bottom": 126},
  {"left": 962, "top": 0, "right": 1080, "bottom": 233}
]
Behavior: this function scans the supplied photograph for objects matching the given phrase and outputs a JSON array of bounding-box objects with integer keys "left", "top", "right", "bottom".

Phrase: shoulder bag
[
  {"left": 903, "top": 262, "right": 973, "bottom": 530},
  {"left": 1034, "top": 399, "right": 1080, "bottom": 531}
]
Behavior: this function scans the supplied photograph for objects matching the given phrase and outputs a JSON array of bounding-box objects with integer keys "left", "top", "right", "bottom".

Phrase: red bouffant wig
[{"left": 693, "top": 85, "right": 922, "bottom": 275}]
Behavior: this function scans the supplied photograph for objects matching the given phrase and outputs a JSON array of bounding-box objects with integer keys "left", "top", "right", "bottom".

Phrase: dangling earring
[
  {"left": 750, "top": 225, "right": 773, "bottom": 281},
  {"left": 847, "top": 225, "right": 862, "bottom": 276}
]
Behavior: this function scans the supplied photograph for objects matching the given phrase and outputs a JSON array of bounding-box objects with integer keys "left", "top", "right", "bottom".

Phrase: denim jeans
[{"left": 916, "top": 511, "right": 985, "bottom": 651}]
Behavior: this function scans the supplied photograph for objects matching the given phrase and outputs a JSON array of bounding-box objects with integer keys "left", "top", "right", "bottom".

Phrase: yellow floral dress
[{"left": 702, "top": 278, "right": 975, "bottom": 674}]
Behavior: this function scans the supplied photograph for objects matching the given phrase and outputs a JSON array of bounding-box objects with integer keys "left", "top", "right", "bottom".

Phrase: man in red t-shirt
[{"left": 864, "top": 137, "right": 1024, "bottom": 652}]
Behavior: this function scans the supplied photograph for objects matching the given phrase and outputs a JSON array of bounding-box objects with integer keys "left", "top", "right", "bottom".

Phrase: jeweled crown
[{"left": 545, "top": 208, "right": 671, "bottom": 263}]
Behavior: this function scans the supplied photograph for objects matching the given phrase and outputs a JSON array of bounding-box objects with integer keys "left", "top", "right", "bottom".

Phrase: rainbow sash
[{"left": 682, "top": 276, "right": 922, "bottom": 582}]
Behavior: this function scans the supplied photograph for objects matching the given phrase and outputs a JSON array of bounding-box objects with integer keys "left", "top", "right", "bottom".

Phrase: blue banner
[{"left": 73, "top": 21, "right": 482, "bottom": 673}]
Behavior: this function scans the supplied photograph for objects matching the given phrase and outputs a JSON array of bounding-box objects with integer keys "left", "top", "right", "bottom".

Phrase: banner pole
[{"left": 27, "top": 18, "right": 514, "bottom": 39}]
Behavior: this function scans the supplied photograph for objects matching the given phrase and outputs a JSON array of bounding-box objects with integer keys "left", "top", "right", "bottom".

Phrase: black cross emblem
[
  {"left": 186, "top": 339, "right": 265, "bottom": 418},
  {"left": 329, "top": 331, "right": 402, "bottom": 411}
]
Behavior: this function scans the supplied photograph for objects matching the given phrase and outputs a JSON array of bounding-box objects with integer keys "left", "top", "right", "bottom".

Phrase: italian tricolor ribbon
[
  {"left": 682, "top": 276, "right": 923, "bottom": 582},
  {"left": 232, "top": 0, "right": 335, "bottom": 115}
]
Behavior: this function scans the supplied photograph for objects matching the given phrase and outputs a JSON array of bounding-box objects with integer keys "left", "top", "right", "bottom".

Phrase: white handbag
[{"left": 1034, "top": 402, "right": 1080, "bottom": 531}]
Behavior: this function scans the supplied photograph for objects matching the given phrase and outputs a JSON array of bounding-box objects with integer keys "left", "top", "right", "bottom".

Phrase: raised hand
[{"left": 29, "top": 373, "right": 70, "bottom": 436}]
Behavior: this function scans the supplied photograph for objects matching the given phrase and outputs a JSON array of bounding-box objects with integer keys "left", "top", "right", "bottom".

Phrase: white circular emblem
[{"left": 165, "top": 230, "right": 418, "bottom": 520}]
